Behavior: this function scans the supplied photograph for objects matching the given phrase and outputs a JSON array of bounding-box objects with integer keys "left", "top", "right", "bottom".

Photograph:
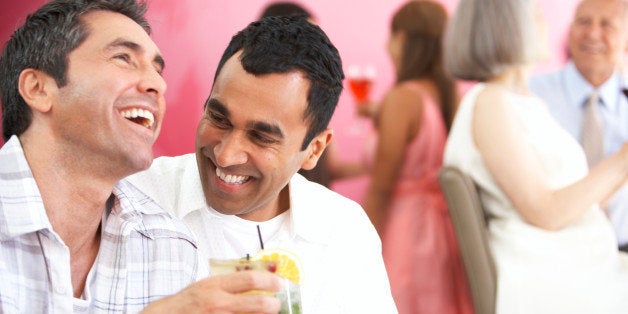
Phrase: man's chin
[
  {"left": 211, "top": 205, "right": 243, "bottom": 216},
  {"left": 205, "top": 197, "right": 230, "bottom": 213},
  {"left": 118, "top": 151, "right": 154, "bottom": 178},
  {"left": 133, "top": 153, "right": 154, "bottom": 172}
]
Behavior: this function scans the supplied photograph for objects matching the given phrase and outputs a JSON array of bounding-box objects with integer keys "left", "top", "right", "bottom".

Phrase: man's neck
[
  {"left": 21, "top": 137, "right": 114, "bottom": 240},
  {"left": 20, "top": 133, "right": 115, "bottom": 297},
  {"left": 236, "top": 185, "right": 291, "bottom": 222},
  {"left": 574, "top": 63, "right": 614, "bottom": 88},
  {"left": 32, "top": 160, "right": 108, "bottom": 298}
]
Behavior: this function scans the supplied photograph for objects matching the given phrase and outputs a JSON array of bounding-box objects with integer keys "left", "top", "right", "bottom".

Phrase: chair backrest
[{"left": 438, "top": 165, "right": 496, "bottom": 314}]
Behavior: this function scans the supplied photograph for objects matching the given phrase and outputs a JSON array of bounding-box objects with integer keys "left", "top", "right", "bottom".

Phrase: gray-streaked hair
[
  {"left": 0, "top": 0, "right": 149, "bottom": 141},
  {"left": 444, "top": 0, "right": 536, "bottom": 81}
]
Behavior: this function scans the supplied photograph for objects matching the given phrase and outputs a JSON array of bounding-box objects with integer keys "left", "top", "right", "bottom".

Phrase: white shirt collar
[
  {"left": 286, "top": 173, "right": 336, "bottom": 244},
  {"left": 175, "top": 155, "right": 210, "bottom": 218}
]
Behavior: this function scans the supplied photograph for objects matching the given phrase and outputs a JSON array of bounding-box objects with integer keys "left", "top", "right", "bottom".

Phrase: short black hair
[
  {"left": 210, "top": 16, "right": 344, "bottom": 150},
  {"left": 0, "top": 0, "right": 149, "bottom": 140}
]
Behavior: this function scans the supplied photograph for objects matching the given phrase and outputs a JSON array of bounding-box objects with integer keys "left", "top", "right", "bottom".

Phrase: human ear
[
  {"left": 301, "top": 128, "right": 333, "bottom": 170},
  {"left": 18, "top": 69, "right": 57, "bottom": 113}
]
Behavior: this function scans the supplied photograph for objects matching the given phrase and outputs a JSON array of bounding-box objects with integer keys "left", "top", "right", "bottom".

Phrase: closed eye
[
  {"left": 249, "top": 131, "right": 278, "bottom": 145},
  {"left": 114, "top": 53, "right": 131, "bottom": 63},
  {"left": 601, "top": 20, "right": 618, "bottom": 30},
  {"left": 575, "top": 17, "right": 590, "bottom": 27},
  {"left": 209, "top": 111, "right": 231, "bottom": 129}
]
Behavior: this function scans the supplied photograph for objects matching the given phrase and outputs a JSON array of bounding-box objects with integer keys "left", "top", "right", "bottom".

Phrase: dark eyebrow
[
  {"left": 248, "top": 121, "right": 285, "bottom": 139},
  {"left": 206, "top": 98, "right": 283, "bottom": 139},
  {"left": 205, "top": 98, "right": 229, "bottom": 117},
  {"left": 106, "top": 38, "right": 165, "bottom": 72},
  {"left": 154, "top": 55, "right": 165, "bottom": 73}
]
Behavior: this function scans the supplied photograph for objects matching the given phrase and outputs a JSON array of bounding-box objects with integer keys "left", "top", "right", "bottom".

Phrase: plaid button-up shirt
[{"left": 0, "top": 136, "right": 202, "bottom": 313}]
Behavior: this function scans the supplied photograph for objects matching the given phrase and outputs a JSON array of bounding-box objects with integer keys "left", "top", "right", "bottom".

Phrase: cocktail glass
[{"left": 209, "top": 258, "right": 302, "bottom": 314}]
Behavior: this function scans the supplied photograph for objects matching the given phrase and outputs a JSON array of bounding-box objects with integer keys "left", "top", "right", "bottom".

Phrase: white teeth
[
  {"left": 120, "top": 108, "right": 155, "bottom": 129},
  {"left": 215, "top": 167, "right": 250, "bottom": 184}
]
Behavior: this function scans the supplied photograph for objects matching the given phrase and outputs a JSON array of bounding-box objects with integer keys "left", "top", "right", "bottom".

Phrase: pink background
[{"left": 0, "top": 0, "right": 577, "bottom": 203}]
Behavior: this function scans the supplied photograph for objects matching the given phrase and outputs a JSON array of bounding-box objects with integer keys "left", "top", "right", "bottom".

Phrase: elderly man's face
[{"left": 568, "top": 0, "right": 627, "bottom": 83}]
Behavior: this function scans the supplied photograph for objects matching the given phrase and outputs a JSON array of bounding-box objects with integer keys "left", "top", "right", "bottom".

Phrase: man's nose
[
  {"left": 214, "top": 132, "right": 249, "bottom": 167},
  {"left": 584, "top": 21, "right": 603, "bottom": 39},
  {"left": 138, "top": 65, "right": 167, "bottom": 98}
]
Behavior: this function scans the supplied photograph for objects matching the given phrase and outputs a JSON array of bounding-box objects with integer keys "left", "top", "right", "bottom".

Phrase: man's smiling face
[
  {"left": 54, "top": 10, "right": 166, "bottom": 174},
  {"left": 195, "top": 52, "right": 313, "bottom": 222}
]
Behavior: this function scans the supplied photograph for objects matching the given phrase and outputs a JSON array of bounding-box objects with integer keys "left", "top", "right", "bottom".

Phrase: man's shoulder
[
  {"left": 125, "top": 153, "right": 203, "bottom": 217},
  {"left": 113, "top": 179, "right": 198, "bottom": 244},
  {"left": 139, "top": 153, "right": 196, "bottom": 177},
  {"left": 125, "top": 153, "right": 195, "bottom": 192},
  {"left": 290, "top": 174, "right": 375, "bottom": 242},
  {"left": 292, "top": 174, "right": 363, "bottom": 212},
  {"left": 101, "top": 181, "right": 200, "bottom": 308}
]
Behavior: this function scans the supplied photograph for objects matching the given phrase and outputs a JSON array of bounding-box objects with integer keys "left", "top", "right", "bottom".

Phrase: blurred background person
[
  {"left": 260, "top": 1, "right": 367, "bottom": 188},
  {"left": 444, "top": 0, "right": 628, "bottom": 312},
  {"left": 260, "top": 1, "right": 316, "bottom": 23},
  {"left": 529, "top": 0, "right": 628, "bottom": 252},
  {"left": 360, "top": 1, "right": 472, "bottom": 313}
]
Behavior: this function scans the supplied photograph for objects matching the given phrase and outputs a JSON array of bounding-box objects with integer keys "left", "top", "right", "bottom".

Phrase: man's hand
[{"left": 142, "top": 270, "right": 283, "bottom": 313}]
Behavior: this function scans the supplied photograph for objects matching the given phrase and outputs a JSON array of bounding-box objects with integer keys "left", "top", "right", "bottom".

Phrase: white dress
[{"left": 444, "top": 83, "right": 628, "bottom": 314}]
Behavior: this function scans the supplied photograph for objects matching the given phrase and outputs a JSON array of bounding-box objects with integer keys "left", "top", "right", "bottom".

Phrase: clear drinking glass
[{"left": 209, "top": 258, "right": 302, "bottom": 314}]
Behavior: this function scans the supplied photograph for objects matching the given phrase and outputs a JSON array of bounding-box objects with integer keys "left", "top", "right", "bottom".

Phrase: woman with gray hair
[{"left": 443, "top": 0, "right": 628, "bottom": 313}]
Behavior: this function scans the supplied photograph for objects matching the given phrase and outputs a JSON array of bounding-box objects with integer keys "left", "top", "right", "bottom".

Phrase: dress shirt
[
  {"left": 530, "top": 61, "right": 628, "bottom": 247},
  {"left": 0, "top": 136, "right": 201, "bottom": 313},
  {"left": 127, "top": 153, "right": 398, "bottom": 314}
]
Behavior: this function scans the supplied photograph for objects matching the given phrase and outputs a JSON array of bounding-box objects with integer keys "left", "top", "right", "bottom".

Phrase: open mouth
[
  {"left": 121, "top": 108, "right": 154, "bottom": 129},
  {"left": 216, "top": 167, "right": 251, "bottom": 184}
]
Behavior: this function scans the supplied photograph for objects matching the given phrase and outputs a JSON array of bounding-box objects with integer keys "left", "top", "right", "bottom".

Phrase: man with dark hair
[
  {"left": 129, "top": 16, "right": 397, "bottom": 313},
  {"left": 0, "top": 0, "right": 282, "bottom": 312}
]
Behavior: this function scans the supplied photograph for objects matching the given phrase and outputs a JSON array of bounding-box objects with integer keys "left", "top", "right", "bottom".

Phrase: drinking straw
[{"left": 257, "top": 225, "right": 265, "bottom": 250}]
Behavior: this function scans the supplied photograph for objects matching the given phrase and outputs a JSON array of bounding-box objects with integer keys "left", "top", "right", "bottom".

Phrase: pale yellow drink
[{"left": 209, "top": 249, "right": 302, "bottom": 314}]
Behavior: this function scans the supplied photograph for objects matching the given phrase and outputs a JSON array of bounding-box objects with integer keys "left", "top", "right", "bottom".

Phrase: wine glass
[
  {"left": 346, "top": 65, "right": 376, "bottom": 135},
  {"left": 346, "top": 65, "right": 376, "bottom": 104}
]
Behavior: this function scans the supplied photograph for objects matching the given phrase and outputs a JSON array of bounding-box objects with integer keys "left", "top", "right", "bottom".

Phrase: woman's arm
[
  {"left": 474, "top": 86, "right": 628, "bottom": 230},
  {"left": 363, "top": 85, "right": 422, "bottom": 235}
]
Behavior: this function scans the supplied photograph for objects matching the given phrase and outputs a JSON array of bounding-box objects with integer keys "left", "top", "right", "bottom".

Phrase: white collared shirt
[{"left": 128, "top": 153, "right": 398, "bottom": 313}]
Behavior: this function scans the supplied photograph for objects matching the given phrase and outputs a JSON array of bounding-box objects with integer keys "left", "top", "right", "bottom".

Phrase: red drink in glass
[
  {"left": 348, "top": 77, "right": 372, "bottom": 103},
  {"left": 346, "top": 65, "right": 376, "bottom": 105}
]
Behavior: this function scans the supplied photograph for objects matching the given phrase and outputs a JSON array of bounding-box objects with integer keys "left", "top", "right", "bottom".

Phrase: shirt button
[{"left": 54, "top": 284, "right": 68, "bottom": 295}]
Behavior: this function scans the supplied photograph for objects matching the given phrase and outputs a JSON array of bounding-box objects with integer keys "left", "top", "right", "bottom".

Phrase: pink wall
[{"left": 0, "top": 0, "right": 577, "bottom": 203}]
